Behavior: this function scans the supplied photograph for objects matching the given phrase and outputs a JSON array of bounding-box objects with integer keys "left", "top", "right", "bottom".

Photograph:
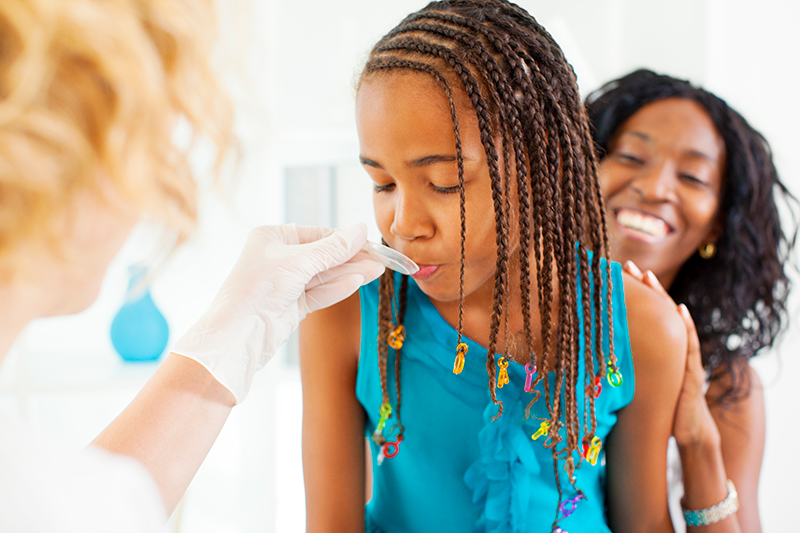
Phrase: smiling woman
[
  {"left": 599, "top": 97, "right": 726, "bottom": 289},
  {"left": 587, "top": 68, "right": 799, "bottom": 533}
]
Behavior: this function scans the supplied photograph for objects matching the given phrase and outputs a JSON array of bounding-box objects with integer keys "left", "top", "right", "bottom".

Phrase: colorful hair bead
[
  {"left": 496, "top": 357, "right": 510, "bottom": 389},
  {"left": 606, "top": 358, "right": 623, "bottom": 387},
  {"left": 387, "top": 325, "right": 406, "bottom": 350},
  {"left": 372, "top": 401, "right": 393, "bottom": 445},
  {"left": 606, "top": 368, "right": 622, "bottom": 387},
  {"left": 582, "top": 436, "right": 603, "bottom": 466},
  {"left": 593, "top": 375, "right": 603, "bottom": 398},
  {"left": 377, "top": 435, "right": 404, "bottom": 465},
  {"left": 532, "top": 420, "right": 549, "bottom": 440},
  {"left": 524, "top": 361, "right": 537, "bottom": 392},
  {"left": 376, "top": 402, "right": 392, "bottom": 432},
  {"left": 453, "top": 342, "right": 468, "bottom": 374},
  {"left": 559, "top": 494, "right": 584, "bottom": 519}
]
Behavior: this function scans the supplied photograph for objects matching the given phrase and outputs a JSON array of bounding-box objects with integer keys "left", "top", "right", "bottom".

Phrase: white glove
[{"left": 171, "top": 223, "right": 385, "bottom": 403}]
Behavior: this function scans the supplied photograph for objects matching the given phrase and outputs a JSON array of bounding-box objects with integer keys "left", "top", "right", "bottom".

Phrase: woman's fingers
[
  {"left": 672, "top": 303, "right": 715, "bottom": 446},
  {"left": 677, "top": 303, "right": 704, "bottom": 376},
  {"left": 643, "top": 270, "right": 670, "bottom": 298},
  {"left": 623, "top": 261, "right": 671, "bottom": 299},
  {"left": 622, "top": 260, "right": 644, "bottom": 280}
]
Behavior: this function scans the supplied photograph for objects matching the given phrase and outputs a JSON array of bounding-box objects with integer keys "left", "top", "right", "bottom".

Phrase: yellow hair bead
[
  {"left": 496, "top": 356, "right": 509, "bottom": 388},
  {"left": 531, "top": 420, "right": 549, "bottom": 440},
  {"left": 453, "top": 342, "right": 468, "bottom": 374},
  {"left": 387, "top": 325, "right": 406, "bottom": 350}
]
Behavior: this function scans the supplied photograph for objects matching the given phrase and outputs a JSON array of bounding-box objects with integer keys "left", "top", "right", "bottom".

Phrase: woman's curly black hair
[{"left": 586, "top": 69, "right": 798, "bottom": 407}]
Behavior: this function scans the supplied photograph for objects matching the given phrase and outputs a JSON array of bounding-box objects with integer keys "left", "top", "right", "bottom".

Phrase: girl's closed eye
[
  {"left": 430, "top": 183, "right": 460, "bottom": 194},
  {"left": 374, "top": 182, "right": 395, "bottom": 193},
  {"left": 372, "top": 179, "right": 461, "bottom": 195}
]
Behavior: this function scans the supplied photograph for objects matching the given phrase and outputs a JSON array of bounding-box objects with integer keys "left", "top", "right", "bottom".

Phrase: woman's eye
[
  {"left": 679, "top": 173, "right": 706, "bottom": 186},
  {"left": 616, "top": 153, "right": 643, "bottom": 165},
  {"left": 374, "top": 183, "right": 395, "bottom": 193}
]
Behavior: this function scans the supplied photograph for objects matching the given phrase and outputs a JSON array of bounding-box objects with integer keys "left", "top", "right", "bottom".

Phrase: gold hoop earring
[{"left": 699, "top": 242, "right": 716, "bottom": 259}]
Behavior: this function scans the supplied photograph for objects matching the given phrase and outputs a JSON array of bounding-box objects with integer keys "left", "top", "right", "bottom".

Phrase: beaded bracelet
[{"left": 682, "top": 479, "right": 739, "bottom": 527}]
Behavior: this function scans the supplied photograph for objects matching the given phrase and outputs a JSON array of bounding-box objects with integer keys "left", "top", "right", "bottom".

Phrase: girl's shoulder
[{"left": 621, "top": 272, "right": 686, "bottom": 384}]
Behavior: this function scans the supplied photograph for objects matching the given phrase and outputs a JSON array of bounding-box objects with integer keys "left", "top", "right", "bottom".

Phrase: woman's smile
[{"left": 612, "top": 207, "right": 674, "bottom": 243}]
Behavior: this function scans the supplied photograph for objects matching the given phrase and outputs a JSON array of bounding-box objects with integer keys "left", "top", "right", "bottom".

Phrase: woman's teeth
[{"left": 616, "top": 209, "right": 669, "bottom": 238}]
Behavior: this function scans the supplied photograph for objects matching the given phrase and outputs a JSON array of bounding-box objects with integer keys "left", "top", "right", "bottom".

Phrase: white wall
[{"left": 2, "top": 1, "right": 798, "bottom": 531}]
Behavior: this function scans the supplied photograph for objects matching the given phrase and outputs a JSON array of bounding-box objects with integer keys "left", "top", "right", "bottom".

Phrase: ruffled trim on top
[
  {"left": 464, "top": 391, "right": 542, "bottom": 533},
  {"left": 463, "top": 359, "right": 564, "bottom": 533}
]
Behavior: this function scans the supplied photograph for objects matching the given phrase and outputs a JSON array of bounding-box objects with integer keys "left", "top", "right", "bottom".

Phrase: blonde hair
[{"left": 0, "top": 0, "right": 234, "bottom": 279}]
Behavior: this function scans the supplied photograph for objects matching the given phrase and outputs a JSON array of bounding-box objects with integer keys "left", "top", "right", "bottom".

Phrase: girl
[
  {"left": 301, "top": 2, "right": 686, "bottom": 532},
  {"left": 588, "top": 69, "right": 798, "bottom": 532}
]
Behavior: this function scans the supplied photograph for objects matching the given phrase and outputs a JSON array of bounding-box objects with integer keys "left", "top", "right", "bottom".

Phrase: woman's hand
[
  {"left": 621, "top": 261, "right": 719, "bottom": 447},
  {"left": 672, "top": 303, "right": 721, "bottom": 447},
  {"left": 172, "top": 223, "right": 385, "bottom": 404}
]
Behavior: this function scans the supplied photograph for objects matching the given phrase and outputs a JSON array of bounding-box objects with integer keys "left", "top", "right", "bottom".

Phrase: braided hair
[
  {"left": 360, "top": 0, "right": 616, "bottom": 520},
  {"left": 586, "top": 69, "right": 799, "bottom": 407}
]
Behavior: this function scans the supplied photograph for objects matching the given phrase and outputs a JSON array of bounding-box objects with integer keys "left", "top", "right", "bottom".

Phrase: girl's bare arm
[
  {"left": 300, "top": 292, "right": 366, "bottom": 533},
  {"left": 605, "top": 274, "right": 687, "bottom": 532}
]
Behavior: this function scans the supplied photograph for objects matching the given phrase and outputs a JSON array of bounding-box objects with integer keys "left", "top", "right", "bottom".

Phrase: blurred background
[{"left": 0, "top": 0, "right": 797, "bottom": 531}]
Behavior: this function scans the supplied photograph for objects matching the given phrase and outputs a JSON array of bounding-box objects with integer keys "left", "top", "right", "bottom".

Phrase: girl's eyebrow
[
  {"left": 360, "top": 154, "right": 471, "bottom": 169},
  {"left": 409, "top": 154, "right": 457, "bottom": 167},
  {"left": 360, "top": 156, "right": 382, "bottom": 168}
]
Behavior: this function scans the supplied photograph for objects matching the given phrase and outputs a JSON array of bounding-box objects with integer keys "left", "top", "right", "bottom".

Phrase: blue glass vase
[{"left": 110, "top": 266, "right": 169, "bottom": 362}]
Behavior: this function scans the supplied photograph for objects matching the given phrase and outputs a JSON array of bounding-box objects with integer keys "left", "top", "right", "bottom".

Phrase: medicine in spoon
[{"left": 363, "top": 242, "right": 419, "bottom": 276}]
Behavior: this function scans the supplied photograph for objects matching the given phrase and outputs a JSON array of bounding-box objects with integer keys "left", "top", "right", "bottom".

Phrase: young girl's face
[{"left": 356, "top": 72, "right": 501, "bottom": 304}]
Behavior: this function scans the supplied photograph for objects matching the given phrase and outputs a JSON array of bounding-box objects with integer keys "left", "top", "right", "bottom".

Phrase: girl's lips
[{"left": 411, "top": 264, "right": 440, "bottom": 281}]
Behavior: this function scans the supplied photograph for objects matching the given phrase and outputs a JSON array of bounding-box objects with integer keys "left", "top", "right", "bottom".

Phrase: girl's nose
[{"left": 390, "top": 191, "right": 434, "bottom": 241}]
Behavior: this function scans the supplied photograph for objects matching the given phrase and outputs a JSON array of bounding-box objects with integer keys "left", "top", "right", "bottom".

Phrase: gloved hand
[{"left": 171, "top": 223, "right": 384, "bottom": 403}]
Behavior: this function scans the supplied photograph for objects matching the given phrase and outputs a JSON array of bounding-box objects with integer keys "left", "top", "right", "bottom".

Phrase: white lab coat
[{"left": 0, "top": 417, "right": 167, "bottom": 532}]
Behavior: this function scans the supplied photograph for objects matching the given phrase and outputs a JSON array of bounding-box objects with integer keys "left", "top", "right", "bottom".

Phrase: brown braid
[
  {"left": 376, "top": 270, "right": 395, "bottom": 433},
  {"left": 376, "top": 269, "right": 411, "bottom": 441},
  {"left": 361, "top": 1, "right": 614, "bottom": 526},
  {"left": 395, "top": 274, "right": 409, "bottom": 434},
  {"left": 368, "top": 58, "right": 467, "bottom": 439}
]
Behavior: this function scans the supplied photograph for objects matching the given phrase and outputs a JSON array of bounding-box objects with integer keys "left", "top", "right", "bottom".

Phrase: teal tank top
[{"left": 356, "top": 258, "right": 635, "bottom": 533}]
